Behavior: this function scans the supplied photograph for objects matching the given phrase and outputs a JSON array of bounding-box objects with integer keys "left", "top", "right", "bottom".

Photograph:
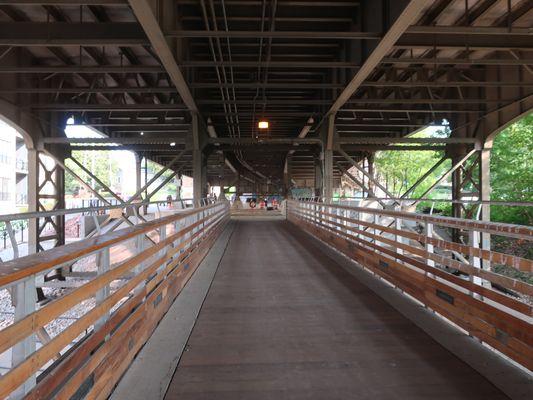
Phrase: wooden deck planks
[{"left": 164, "top": 219, "right": 509, "bottom": 400}]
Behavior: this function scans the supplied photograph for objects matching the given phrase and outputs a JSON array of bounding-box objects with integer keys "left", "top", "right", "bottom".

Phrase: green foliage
[
  {"left": 374, "top": 150, "right": 450, "bottom": 199},
  {"left": 373, "top": 126, "right": 451, "bottom": 212},
  {"left": 144, "top": 159, "right": 179, "bottom": 200},
  {"left": 372, "top": 115, "right": 532, "bottom": 224},
  {"left": 0, "top": 220, "right": 28, "bottom": 234},
  {"left": 490, "top": 114, "right": 533, "bottom": 225},
  {"left": 65, "top": 151, "right": 120, "bottom": 195}
]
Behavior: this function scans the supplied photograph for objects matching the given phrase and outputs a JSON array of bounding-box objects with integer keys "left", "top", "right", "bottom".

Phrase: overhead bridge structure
[{"left": 0, "top": 1, "right": 531, "bottom": 399}]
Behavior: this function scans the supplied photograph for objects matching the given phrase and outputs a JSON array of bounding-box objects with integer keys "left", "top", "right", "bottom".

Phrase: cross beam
[
  {"left": 128, "top": 0, "right": 198, "bottom": 112},
  {"left": 0, "top": 22, "right": 149, "bottom": 46}
]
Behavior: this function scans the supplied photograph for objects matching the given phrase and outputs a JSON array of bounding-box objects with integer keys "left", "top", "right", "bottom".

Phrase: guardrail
[
  {"left": 0, "top": 197, "right": 218, "bottom": 262},
  {"left": 0, "top": 200, "right": 230, "bottom": 399},
  {"left": 288, "top": 200, "right": 532, "bottom": 371}
]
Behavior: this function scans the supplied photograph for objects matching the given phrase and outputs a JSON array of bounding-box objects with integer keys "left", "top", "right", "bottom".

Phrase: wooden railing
[
  {"left": 0, "top": 201, "right": 230, "bottom": 399},
  {"left": 288, "top": 200, "right": 532, "bottom": 371}
]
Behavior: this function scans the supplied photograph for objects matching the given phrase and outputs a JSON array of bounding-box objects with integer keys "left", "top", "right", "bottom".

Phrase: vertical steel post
[
  {"left": 11, "top": 276, "right": 37, "bottom": 398},
  {"left": 395, "top": 205, "right": 404, "bottom": 259},
  {"left": 479, "top": 147, "right": 491, "bottom": 273},
  {"left": 95, "top": 247, "right": 110, "bottom": 330},
  {"left": 27, "top": 149, "right": 38, "bottom": 255}
]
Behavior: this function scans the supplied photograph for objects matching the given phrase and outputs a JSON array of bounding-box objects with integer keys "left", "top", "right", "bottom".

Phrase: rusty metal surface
[{"left": 165, "top": 219, "right": 508, "bottom": 400}]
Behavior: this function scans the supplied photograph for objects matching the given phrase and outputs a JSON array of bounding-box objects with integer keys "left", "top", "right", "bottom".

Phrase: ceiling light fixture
[{"left": 258, "top": 120, "right": 269, "bottom": 129}]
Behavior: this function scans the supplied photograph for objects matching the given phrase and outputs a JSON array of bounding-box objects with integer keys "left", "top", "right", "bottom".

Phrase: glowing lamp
[{"left": 258, "top": 120, "right": 269, "bottom": 129}]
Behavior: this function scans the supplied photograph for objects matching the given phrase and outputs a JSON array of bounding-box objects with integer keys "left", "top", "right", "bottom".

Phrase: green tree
[
  {"left": 143, "top": 159, "right": 179, "bottom": 200},
  {"left": 490, "top": 114, "right": 533, "bottom": 225},
  {"left": 65, "top": 151, "right": 120, "bottom": 196},
  {"left": 373, "top": 126, "right": 451, "bottom": 209}
]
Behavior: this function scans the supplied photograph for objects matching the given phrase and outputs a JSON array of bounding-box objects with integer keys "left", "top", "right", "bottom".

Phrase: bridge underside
[
  {"left": 122, "top": 218, "right": 509, "bottom": 400},
  {"left": 0, "top": 0, "right": 531, "bottom": 251},
  {"left": 0, "top": 2, "right": 531, "bottom": 397}
]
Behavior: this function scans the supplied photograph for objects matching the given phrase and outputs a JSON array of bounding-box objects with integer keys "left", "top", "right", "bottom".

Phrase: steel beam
[
  {"left": 336, "top": 137, "right": 477, "bottom": 144},
  {"left": 180, "top": 61, "right": 358, "bottom": 68},
  {"left": 338, "top": 108, "right": 481, "bottom": 114},
  {"left": 329, "top": 0, "right": 427, "bottom": 114},
  {"left": 405, "top": 26, "right": 531, "bottom": 36},
  {"left": 42, "top": 137, "right": 187, "bottom": 144},
  {"left": 0, "top": 66, "right": 166, "bottom": 74},
  {"left": 189, "top": 81, "right": 533, "bottom": 89},
  {"left": 128, "top": 0, "right": 198, "bottom": 112},
  {"left": 0, "top": 22, "right": 149, "bottom": 46},
  {"left": 198, "top": 98, "right": 509, "bottom": 105},
  {"left": 396, "top": 32, "right": 532, "bottom": 51},
  {"left": 337, "top": 148, "right": 395, "bottom": 199},
  {"left": 381, "top": 57, "right": 533, "bottom": 66},
  {"left": 479, "top": 147, "right": 491, "bottom": 269},
  {"left": 60, "top": 145, "right": 186, "bottom": 151},
  {"left": 164, "top": 30, "right": 381, "bottom": 39},
  {"left": 400, "top": 157, "right": 448, "bottom": 199},
  {"left": 207, "top": 137, "right": 321, "bottom": 145},
  {"left": 337, "top": 163, "right": 386, "bottom": 207},
  {"left": 0, "top": 1, "right": 127, "bottom": 3},
  {"left": 412, "top": 150, "right": 477, "bottom": 204},
  {"left": 0, "top": 87, "right": 178, "bottom": 94},
  {"left": 128, "top": 149, "right": 187, "bottom": 202},
  {"left": 340, "top": 145, "right": 447, "bottom": 151},
  {"left": 30, "top": 104, "right": 188, "bottom": 111}
]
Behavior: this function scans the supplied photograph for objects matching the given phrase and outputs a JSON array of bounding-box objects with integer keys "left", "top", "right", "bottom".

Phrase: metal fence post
[
  {"left": 95, "top": 247, "right": 110, "bottom": 330},
  {"left": 426, "top": 203, "right": 436, "bottom": 270},
  {"left": 395, "top": 207, "right": 404, "bottom": 259},
  {"left": 134, "top": 233, "right": 146, "bottom": 294},
  {"left": 469, "top": 228, "right": 483, "bottom": 298},
  {"left": 425, "top": 221, "right": 435, "bottom": 268},
  {"left": 11, "top": 276, "right": 37, "bottom": 398}
]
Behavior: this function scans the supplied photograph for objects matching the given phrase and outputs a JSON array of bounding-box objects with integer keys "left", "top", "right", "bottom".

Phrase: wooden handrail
[
  {"left": 0, "top": 202, "right": 221, "bottom": 288},
  {"left": 288, "top": 200, "right": 533, "bottom": 371},
  {"left": 297, "top": 206, "right": 533, "bottom": 273},
  {"left": 294, "top": 207, "right": 532, "bottom": 315},
  {"left": 296, "top": 200, "right": 533, "bottom": 240},
  {"left": 0, "top": 201, "right": 230, "bottom": 399}
]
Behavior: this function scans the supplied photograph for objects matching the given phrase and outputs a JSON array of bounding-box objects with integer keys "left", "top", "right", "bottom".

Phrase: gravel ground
[{"left": 0, "top": 248, "right": 133, "bottom": 336}]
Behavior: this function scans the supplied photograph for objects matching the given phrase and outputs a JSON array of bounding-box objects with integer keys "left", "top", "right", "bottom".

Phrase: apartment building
[{"left": 0, "top": 120, "right": 28, "bottom": 215}]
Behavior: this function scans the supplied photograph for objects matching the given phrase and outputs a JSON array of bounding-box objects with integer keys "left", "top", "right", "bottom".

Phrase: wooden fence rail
[
  {"left": 0, "top": 201, "right": 230, "bottom": 399},
  {"left": 288, "top": 200, "right": 532, "bottom": 371}
]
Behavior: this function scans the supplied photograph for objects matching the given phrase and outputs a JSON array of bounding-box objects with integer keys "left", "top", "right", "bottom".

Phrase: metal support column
[
  {"left": 135, "top": 153, "right": 142, "bottom": 201},
  {"left": 323, "top": 150, "right": 333, "bottom": 201},
  {"left": 479, "top": 146, "right": 491, "bottom": 271},
  {"left": 191, "top": 113, "right": 207, "bottom": 205},
  {"left": 323, "top": 114, "right": 335, "bottom": 201},
  {"left": 11, "top": 277, "right": 36, "bottom": 398},
  {"left": 283, "top": 156, "right": 291, "bottom": 198},
  {"left": 314, "top": 153, "right": 323, "bottom": 198},
  {"left": 193, "top": 149, "right": 207, "bottom": 205},
  {"left": 27, "top": 148, "right": 38, "bottom": 255}
]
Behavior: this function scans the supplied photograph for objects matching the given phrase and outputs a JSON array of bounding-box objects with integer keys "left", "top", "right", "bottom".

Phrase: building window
[
  {"left": 0, "top": 177, "right": 10, "bottom": 201},
  {"left": 0, "top": 152, "right": 10, "bottom": 165}
]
